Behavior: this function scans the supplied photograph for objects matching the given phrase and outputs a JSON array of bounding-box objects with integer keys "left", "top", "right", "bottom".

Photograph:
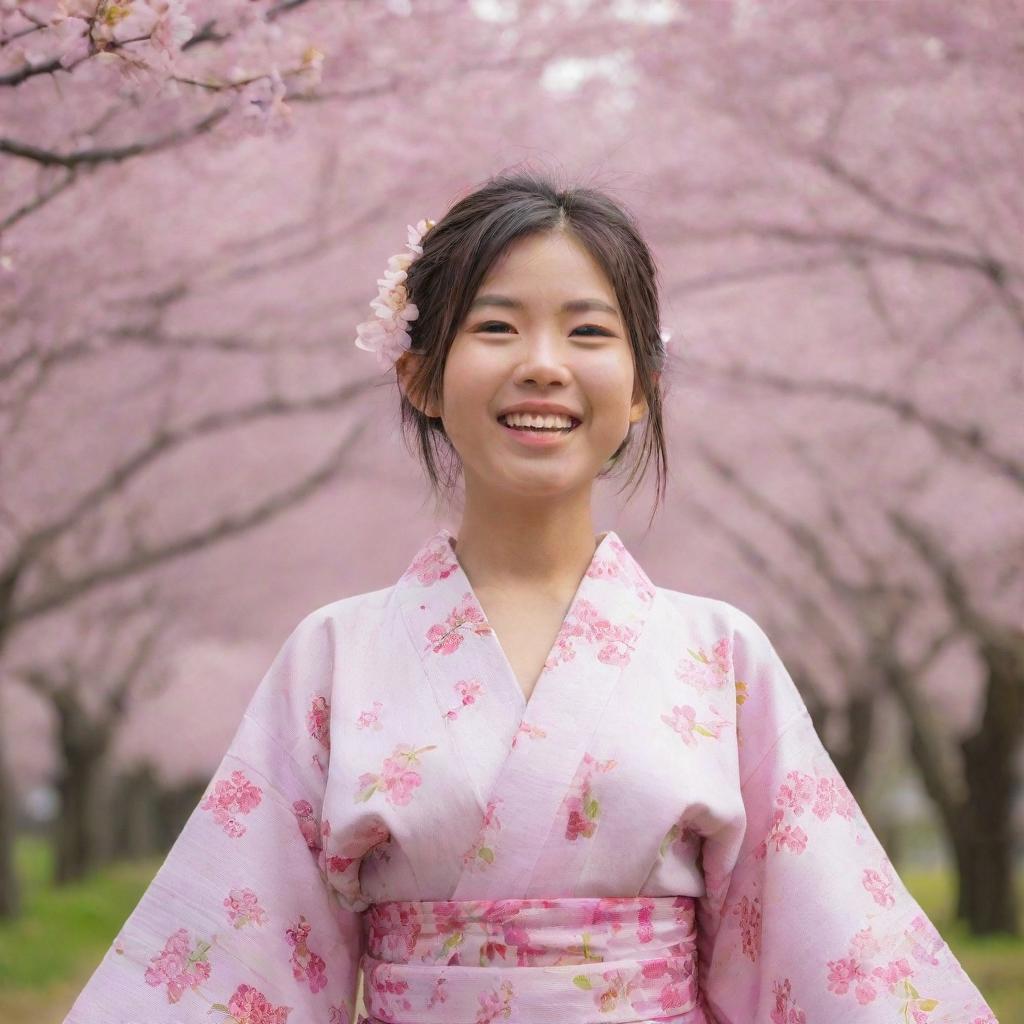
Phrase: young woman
[{"left": 65, "top": 171, "right": 995, "bottom": 1024}]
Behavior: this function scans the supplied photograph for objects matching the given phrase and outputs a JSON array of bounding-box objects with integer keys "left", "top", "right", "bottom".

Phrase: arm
[
  {"left": 696, "top": 612, "right": 996, "bottom": 1023},
  {"left": 64, "top": 609, "right": 366, "bottom": 1024}
]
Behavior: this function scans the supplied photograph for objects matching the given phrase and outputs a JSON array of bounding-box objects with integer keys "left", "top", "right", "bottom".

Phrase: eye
[{"left": 476, "top": 321, "right": 612, "bottom": 336}]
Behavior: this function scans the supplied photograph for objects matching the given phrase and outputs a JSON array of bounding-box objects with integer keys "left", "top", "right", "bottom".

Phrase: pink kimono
[{"left": 64, "top": 527, "right": 996, "bottom": 1023}]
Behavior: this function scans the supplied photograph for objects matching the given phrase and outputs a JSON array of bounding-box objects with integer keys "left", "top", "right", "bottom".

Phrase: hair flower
[{"left": 354, "top": 218, "right": 436, "bottom": 369}]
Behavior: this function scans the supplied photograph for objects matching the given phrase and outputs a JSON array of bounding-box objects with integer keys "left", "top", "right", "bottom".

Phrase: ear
[
  {"left": 629, "top": 371, "right": 659, "bottom": 424},
  {"left": 396, "top": 350, "right": 441, "bottom": 418}
]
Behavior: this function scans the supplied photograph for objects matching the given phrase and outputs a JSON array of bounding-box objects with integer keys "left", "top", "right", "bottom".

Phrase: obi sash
[{"left": 358, "top": 895, "right": 702, "bottom": 1024}]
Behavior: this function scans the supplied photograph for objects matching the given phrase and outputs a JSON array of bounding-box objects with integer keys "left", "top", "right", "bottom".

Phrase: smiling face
[{"left": 398, "top": 230, "right": 651, "bottom": 503}]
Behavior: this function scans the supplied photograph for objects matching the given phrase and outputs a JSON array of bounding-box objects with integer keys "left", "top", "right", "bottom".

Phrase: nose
[{"left": 511, "top": 333, "right": 573, "bottom": 388}]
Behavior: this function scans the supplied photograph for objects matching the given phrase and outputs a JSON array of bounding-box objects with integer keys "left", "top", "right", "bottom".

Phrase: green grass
[
  {"left": 0, "top": 837, "right": 1021, "bottom": 1022},
  {"left": 902, "top": 867, "right": 1024, "bottom": 1024},
  {"left": 0, "top": 837, "right": 159, "bottom": 990}
]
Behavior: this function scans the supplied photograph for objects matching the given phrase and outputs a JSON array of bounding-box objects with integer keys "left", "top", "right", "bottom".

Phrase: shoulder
[
  {"left": 654, "top": 585, "right": 775, "bottom": 648},
  {"left": 278, "top": 584, "right": 398, "bottom": 656}
]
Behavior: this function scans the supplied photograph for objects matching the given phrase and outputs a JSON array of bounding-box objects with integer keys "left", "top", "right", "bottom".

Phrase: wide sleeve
[
  {"left": 695, "top": 611, "right": 997, "bottom": 1024},
  {"left": 64, "top": 609, "right": 367, "bottom": 1024}
]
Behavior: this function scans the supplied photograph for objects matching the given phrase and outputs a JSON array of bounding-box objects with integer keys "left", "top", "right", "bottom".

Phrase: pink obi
[{"left": 358, "top": 895, "right": 702, "bottom": 1024}]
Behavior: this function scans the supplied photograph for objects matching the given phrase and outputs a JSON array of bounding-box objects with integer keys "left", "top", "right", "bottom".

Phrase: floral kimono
[{"left": 64, "top": 527, "right": 996, "bottom": 1024}]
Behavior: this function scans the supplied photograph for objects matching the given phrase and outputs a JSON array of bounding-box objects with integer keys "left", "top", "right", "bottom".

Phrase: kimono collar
[{"left": 396, "top": 525, "right": 656, "bottom": 633}]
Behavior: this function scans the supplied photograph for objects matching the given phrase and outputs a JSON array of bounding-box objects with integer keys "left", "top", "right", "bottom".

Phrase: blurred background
[{"left": 0, "top": 1, "right": 1021, "bottom": 1021}]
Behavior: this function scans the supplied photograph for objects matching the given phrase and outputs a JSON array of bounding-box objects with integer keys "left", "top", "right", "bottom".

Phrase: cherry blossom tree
[{"left": 1, "top": 0, "right": 1020, "bottom": 948}]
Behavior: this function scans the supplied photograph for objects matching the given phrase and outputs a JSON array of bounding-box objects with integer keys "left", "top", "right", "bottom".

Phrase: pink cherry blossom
[{"left": 143, "top": 927, "right": 212, "bottom": 1003}]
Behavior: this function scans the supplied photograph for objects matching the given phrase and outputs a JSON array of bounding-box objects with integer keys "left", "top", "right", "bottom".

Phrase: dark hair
[{"left": 397, "top": 166, "right": 671, "bottom": 523}]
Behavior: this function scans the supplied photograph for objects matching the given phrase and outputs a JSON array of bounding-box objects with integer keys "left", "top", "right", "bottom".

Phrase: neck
[{"left": 451, "top": 492, "right": 602, "bottom": 599}]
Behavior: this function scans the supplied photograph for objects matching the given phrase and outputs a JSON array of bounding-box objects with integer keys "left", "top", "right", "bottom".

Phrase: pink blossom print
[
  {"left": 444, "top": 678, "right": 484, "bottom": 721},
  {"left": 755, "top": 768, "right": 859, "bottom": 859},
  {"left": 754, "top": 807, "right": 809, "bottom": 859},
  {"left": 586, "top": 536, "right": 656, "bottom": 605},
  {"left": 424, "top": 593, "right": 494, "bottom": 656},
  {"left": 356, "top": 699, "right": 384, "bottom": 730},
  {"left": 561, "top": 753, "right": 617, "bottom": 841},
  {"left": 328, "top": 1004, "right": 354, "bottom": 1024},
  {"left": 293, "top": 799, "right": 321, "bottom": 853},
  {"left": 510, "top": 719, "right": 547, "bottom": 749},
  {"left": 144, "top": 928, "right": 212, "bottom": 1003},
  {"left": 826, "top": 920, "right": 942, "bottom": 1018},
  {"left": 285, "top": 914, "right": 327, "bottom": 994},
  {"left": 358, "top": 896, "right": 704, "bottom": 1020},
  {"left": 355, "top": 743, "right": 437, "bottom": 806},
  {"left": 735, "top": 894, "right": 762, "bottom": 962},
  {"left": 675, "top": 636, "right": 733, "bottom": 694},
  {"left": 200, "top": 769, "right": 262, "bottom": 838},
  {"left": 427, "top": 975, "right": 450, "bottom": 1008},
  {"left": 545, "top": 597, "right": 641, "bottom": 670},
  {"left": 215, "top": 982, "right": 292, "bottom": 1023},
  {"left": 224, "top": 887, "right": 267, "bottom": 929},
  {"left": 659, "top": 819, "right": 701, "bottom": 860},
  {"left": 862, "top": 858, "right": 897, "bottom": 908},
  {"left": 476, "top": 979, "right": 515, "bottom": 1023},
  {"left": 577, "top": 955, "right": 696, "bottom": 1017},
  {"left": 403, "top": 540, "right": 459, "bottom": 586},
  {"left": 771, "top": 977, "right": 807, "bottom": 1024},
  {"left": 365, "top": 962, "right": 413, "bottom": 1020},
  {"left": 320, "top": 817, "right": 390, "bottom": 877},
  {"left": 661, "top": 703, "right": 730, "bottom": 746},
  {"left": 306, "top": 694, "right": 330, "bottom": 750},
  {"left": 463, "top": 797, "right": 503, "bottom": 870},
  {"left": 365, "top": 901, "right": 426, "bottom": 962}
]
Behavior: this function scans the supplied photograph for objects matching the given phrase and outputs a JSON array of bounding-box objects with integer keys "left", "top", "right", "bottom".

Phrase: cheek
[
  {"left": 579, "top": 360, "right": 636, "bottom": 419},
  {"left": 440, "top": 346, "right": 493, "bottom": 427}
]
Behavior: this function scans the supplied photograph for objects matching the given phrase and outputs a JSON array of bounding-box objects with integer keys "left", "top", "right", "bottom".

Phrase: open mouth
[{"left": 496, "top": 415, "right": 581, "bottom": 436}]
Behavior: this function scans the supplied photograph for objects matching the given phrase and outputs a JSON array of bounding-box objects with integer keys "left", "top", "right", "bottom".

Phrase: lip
[{"left": 496, "top": 402, "right": 583, "bottom": 422}]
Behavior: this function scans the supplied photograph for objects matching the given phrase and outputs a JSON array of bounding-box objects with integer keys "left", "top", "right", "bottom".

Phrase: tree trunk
[
  {"left": 955, "top": 643, "right": 1021, "bottom": 935},
  {"left": 109, "top": 764, "right": 163, "bottom": 860},
  {"left": 0, "top": 598, "right": 21, "bottom": 919},
  {"left": 833, "top": 691, "right": 875, "bottom": 796},
  {"left": 0, "top": 734, "right": 20, "bottom": 918},
  {"left": 54, "top": 749, "right": 105, "bottom": 884}
]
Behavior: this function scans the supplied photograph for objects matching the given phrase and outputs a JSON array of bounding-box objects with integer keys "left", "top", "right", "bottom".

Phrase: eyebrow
[{"left": 469, "top": 294, "right": 619, "bottom": 317}]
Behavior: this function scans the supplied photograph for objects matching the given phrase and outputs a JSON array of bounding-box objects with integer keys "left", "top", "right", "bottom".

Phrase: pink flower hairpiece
[{"left": 354, "top": 218, "right": 436, "bottom": 369}]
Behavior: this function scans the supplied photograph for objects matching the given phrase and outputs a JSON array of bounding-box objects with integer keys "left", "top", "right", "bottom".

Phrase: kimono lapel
[{"left": 394, "top": 526, "right": 657, "bottom": 899}]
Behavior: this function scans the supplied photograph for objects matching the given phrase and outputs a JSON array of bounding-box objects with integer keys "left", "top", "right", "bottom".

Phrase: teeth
[{"left": 499, "top": 412, "right": 577, "bottom": 429}]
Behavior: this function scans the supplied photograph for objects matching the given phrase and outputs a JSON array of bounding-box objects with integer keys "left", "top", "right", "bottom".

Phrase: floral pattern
[
  {"left": 355, "top": 743, "right": 437, "bottom": 806},
  {"left": 357, "top": 699, "right": 384, "bottom": 730},
  {"left": 661, "top": 702, "right": 730, "bottom": 746},
  {"left": 754, "top": 767, "right": 859, "bottom": 861},
  {"left": 224, "top": 888, "right": 267, "bottom": 929},
  {"left": 285, "top": 914, "right": 327, "bottom": 994},
  {"left": 771, "top": 977, "right": 806, "bottom": 1024},
  {"left": 308, "top": 695, "right": 331, "bottom": 749},
  {"left": 64, "top": 526, "right": 994, "bottom": 1024},
  {"left": 676, "top": 637, "right": 733, "bottom": 694},
  {"left": 214, "top": 983, "right": 292, "bottom": 1023},
  {"left": 200, "top": 769, "right": 262, "bottom": 838},
  {"left": 560, "top": 752, "right": 617, "bottom": 841},
  {"left": 510, "top": 719, "right": 547, "bottom": 748},
  {"left": 444, "top": 678, "right": 483, "bottom": 721},
  {"left": 462, "top": 797, "right": 503, "bottom": 870},
  {"left": 144, "top": 928, "right": 212, "bottom": 1003},
  {"left": 544, "top": 596, "right": 641, "bottom": 670}
]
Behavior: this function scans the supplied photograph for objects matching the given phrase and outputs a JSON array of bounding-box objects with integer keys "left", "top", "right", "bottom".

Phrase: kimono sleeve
[
  {"left": 64, "top": 609, "right": 366, "bottom": 1024},
  {"left": 695, "top": 611, "right": 996, "bottom": 1024}
]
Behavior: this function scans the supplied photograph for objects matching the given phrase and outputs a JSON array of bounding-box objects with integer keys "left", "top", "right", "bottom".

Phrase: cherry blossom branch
[
  {"left": 679, "top": 353, "right": 1024, "bottom": 491},
  {"left": 10, "top": 418, "right": 370, "bottom": 625},
  {"left": 0, "top": 106, "right": 230, "bottom": 168}
]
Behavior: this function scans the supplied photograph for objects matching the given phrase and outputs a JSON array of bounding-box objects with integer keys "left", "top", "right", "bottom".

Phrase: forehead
[{"left": 473, "top": 232, "right": 619, "bottom": 313}]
